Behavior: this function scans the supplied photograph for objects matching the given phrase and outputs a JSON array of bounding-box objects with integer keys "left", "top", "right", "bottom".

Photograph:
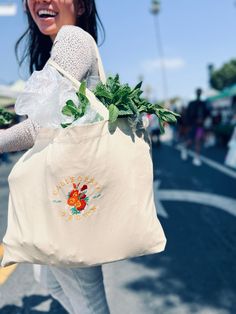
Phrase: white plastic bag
[{"left": 15, "top": 63, "right": 102, "bottom": 128}]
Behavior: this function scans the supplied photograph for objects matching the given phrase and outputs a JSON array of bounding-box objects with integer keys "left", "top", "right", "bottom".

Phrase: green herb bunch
[
  {"left": 93, "top": 74, "right": 180, "bottom": 133},
  {"left": 0, "top": 107, "right": 15, "bottom": 127},
  {"left": 60, "top": 81, "right": 90, "bottom": 128},
  {"left": 61, "top": 74, "right": 180, "bottom": 133}
]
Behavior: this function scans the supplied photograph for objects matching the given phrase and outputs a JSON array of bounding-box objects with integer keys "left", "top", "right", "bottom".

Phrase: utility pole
[{"left": 150, "top": 0, "right": 169, "bottom": 104}]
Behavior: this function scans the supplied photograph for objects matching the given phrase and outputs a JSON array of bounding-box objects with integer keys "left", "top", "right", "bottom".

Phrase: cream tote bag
[{"left": 1, "top": 39, "right": 167, "bottom": 268}]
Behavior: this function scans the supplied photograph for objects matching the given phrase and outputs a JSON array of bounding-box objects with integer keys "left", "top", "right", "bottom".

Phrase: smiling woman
[
  {"left": 0, "top": 0, "right": 111, "bottom": 313},
  {"left": 17, "top": 0, "right": 104, "bottom": 73},
  {"left": 26, "top": 0, "right": 79, "bottom": 40}
]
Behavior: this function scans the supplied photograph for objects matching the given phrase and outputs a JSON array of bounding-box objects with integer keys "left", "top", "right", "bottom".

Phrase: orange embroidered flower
[
  {"left": 70, "top": 190, "right": 79, "bottom": 198},
  {"left": 67, "top": 183, "right": 88, "bottom": 212},
  {"left": 68, "top": 197, "right": 76, "bottom": 206},
  {"left": 75, "top": 199, "right": 86, "bottom": 211}
]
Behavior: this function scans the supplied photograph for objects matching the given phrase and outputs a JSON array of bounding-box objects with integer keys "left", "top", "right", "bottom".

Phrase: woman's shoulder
[
  {"left": 54, "top": 25, "right": 95, "bottom": 46},
  {"left": 50, "top": 25, "right": 98, "bottom": 82}
]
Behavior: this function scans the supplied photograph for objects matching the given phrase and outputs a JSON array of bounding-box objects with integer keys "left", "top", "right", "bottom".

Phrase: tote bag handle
[{"left": 47, "top": 38, "right": 109, "bottom": 120}]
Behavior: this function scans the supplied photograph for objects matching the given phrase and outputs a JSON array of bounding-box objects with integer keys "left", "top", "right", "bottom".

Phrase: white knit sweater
[{"left": 0, "top": 25, "right": 100, "bottom": 153}]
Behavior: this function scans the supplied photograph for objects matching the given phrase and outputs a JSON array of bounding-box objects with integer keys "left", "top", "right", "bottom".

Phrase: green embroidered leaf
[{"left": 71, "top": 207, "right": 79, "bottom": 215}]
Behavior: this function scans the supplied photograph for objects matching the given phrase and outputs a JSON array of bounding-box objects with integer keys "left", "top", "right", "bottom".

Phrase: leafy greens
[
  {"left": 0, "top": 107, "right": 15, "bottom": 127},
  {"left": 61, "top": 74, "right": 180, "bottom": 133}
]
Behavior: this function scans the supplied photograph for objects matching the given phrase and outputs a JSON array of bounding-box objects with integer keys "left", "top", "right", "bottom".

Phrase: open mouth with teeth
[{"left": 37, "top": 9, "right": 58, "bottom": 18}]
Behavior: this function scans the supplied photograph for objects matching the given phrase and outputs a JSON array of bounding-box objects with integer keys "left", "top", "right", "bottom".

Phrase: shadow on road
[
  {"left": 0, "top": 294, "right": 68, "bottom": 313},
  {"left": 128, "top": 203, "right": 236, "bottom": 313},
  {"left": 125, "top": 145, "right": 236, "bottom": 313}
]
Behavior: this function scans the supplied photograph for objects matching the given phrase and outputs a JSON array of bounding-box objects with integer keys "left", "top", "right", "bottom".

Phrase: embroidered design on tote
[{"left": 52, "top": 175, "right": 102, "bottom": 221}]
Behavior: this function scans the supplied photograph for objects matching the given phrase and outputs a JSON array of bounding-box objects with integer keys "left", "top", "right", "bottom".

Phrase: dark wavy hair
[{"left": 15, "top": 0, "right": 105, "bottom": 75}]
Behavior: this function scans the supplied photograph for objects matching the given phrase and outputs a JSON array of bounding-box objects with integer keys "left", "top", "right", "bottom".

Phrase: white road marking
[
  {"left": 155, "top": 189, "right": 236, "bottom": 218},
  {"left": 175, "top": 144, "right": 236, "bottom": 179},
  {"left": 153, "top": 181, "right": 169, "bottom": 218}
]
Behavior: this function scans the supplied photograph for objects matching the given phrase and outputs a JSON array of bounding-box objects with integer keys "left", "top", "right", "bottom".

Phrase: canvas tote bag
[{"left": 1, "top": 39, "right": 167, "bottom": 268}]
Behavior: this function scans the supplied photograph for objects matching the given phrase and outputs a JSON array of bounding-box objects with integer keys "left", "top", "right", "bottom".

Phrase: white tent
[
  {"left": 0, "top": 3, "right": 17, "bottom": 16},
  {"left": 0, "top": 80, "right": 25, "bottom": 110}
]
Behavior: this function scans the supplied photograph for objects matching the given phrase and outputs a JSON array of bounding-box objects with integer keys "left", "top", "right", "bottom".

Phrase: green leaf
[
  {"left": 62, "top": 100, "right": 78, "bottom": 116},
  {"left": 127, "top": 99, "right": 139, "bottom": 116},
  {"left": 106, "top": 75, "right": 120, "bottom": 93},
  {"left": 79, "top": 80, "right": 86, "bottom": 95},
  {"left": 61, "top": 122, "right": 73, "bottom": 128},
  {"left": 77, "top": 93, "right": 90, "bottom": 116},
  {"left": 61, "top": 72, "right": 181, "bottom": 134},
  {"left": 109, "top": 104, "right": 119, "bottom": 123},
  {"left": 93, "top": 83, "right": 113, "bottom": 100},
  {"left": 0, "top": 107, "right": 15, "bottom": 126},
  {"left": 133, "top": 81, "right": 143, "bottom": 90},
  {"left": 162, "top": 112, "right": 178, "bottom": 123},
  {"left": 158, "top": 119, "right": 165, "bottom": 134},
  {"left": 118, "top": 109, "right": 133, "bottom": 116}
]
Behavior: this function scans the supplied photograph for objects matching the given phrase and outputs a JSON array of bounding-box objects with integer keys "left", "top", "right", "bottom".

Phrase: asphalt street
[{"left": 0, "top": 142, "right": 235, "bottom": 314}]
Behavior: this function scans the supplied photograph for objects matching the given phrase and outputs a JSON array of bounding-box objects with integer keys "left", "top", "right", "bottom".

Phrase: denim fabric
[{"left": 39, "top": 264, "right": 110, "bottom": 314}]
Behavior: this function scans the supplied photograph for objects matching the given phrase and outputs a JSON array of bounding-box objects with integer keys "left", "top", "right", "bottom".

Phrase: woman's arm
[
  {"left": 0, "top": 119, "right": 40, "bottom": 153},
  {"left": 0, "top": 25, "right": 97, "bottom": 154}
]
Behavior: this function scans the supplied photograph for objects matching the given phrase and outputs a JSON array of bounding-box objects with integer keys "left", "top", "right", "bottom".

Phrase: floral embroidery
[
  {"left": 52, "top": 175, "right": 102, "bottom": 221},
  {"left": 67, "top": 183, "right": 89, "bottom": 214}
]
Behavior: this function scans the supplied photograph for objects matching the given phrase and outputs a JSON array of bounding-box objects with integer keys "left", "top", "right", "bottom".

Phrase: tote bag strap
[
  {"left": 48, "top": 38, "right": 109, "bottom": 120},
  {"left": 92, "top": 39, "right": 106, "bottom": 84}
]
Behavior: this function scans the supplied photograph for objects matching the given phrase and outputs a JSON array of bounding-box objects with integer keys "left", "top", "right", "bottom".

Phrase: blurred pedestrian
[
  {"left": 147, "top": 113, "right": 161, "bottom": 146},
  {"left": 180, "top": 88, "right": 210, "bottom": 166},
  {"left": 176, "top": 106, "right": 188, "bottom": 143},
  {"left": 225, "top": 126, "right": 236, "bottom": 169},
  {"left": 225, "top": 113, "right": 236, "bottom": 169},
  {"left": 0, "top": 0, "right": 110, "bottom": 313}
]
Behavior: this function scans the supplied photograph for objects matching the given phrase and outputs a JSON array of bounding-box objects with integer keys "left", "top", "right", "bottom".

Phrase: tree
[{"left": 210, "top": 59, "right": 236, "bottom": 91}]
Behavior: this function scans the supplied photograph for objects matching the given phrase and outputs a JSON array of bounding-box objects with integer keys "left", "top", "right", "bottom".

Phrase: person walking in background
[
  {"left": 147, "top": 113, "right": 161, "bottom": 146},
  {"left": 180, "top": 88, "right": 210, "bottom": 166},
  {"left": 0, "top": 0, "right": 110, "bottom": 313}
]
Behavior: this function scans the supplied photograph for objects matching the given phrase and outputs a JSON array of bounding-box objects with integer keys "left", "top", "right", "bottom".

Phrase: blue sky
[{"left": 0, "top": 0, "right": 236, "bottom": 100}]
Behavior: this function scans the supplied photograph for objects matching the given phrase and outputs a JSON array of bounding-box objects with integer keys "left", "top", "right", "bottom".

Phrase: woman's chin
[{"left": 38, "top": 25, "right": 58, "bottom": 39}]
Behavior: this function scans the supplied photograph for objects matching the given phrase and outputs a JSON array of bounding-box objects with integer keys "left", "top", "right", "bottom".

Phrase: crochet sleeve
[
  {"left": 0, "top": 119, "right": 40, "bottom": 153},
  {"left": 0, "top": 25, "right": 97, "bottom": 153}
]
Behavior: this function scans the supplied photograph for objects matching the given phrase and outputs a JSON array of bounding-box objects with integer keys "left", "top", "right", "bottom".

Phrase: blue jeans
[{"left": 39, "top": 264, "right": 110, "bottom": 314}]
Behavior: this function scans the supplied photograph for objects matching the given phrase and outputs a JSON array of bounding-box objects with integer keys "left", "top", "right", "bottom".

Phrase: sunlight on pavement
[
  {"left": 0, "top": 243, "right": 18, "bottom": 285},
  {"left": 0, "top": 243, "right": 4, "bottom": 258}
]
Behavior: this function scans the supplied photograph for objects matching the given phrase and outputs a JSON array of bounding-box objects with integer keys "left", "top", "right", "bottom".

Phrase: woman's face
[{"left": 27, "top": 0, "right": 83, "bottom": 41}]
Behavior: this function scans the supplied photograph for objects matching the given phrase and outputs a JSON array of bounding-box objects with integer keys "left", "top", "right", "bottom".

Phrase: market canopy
[
  {"left": 208, "top": 84, "right": 236, "bottom": 102},
  {"left": 0, "top": 80, "right": 25, "bottom": 109}
]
